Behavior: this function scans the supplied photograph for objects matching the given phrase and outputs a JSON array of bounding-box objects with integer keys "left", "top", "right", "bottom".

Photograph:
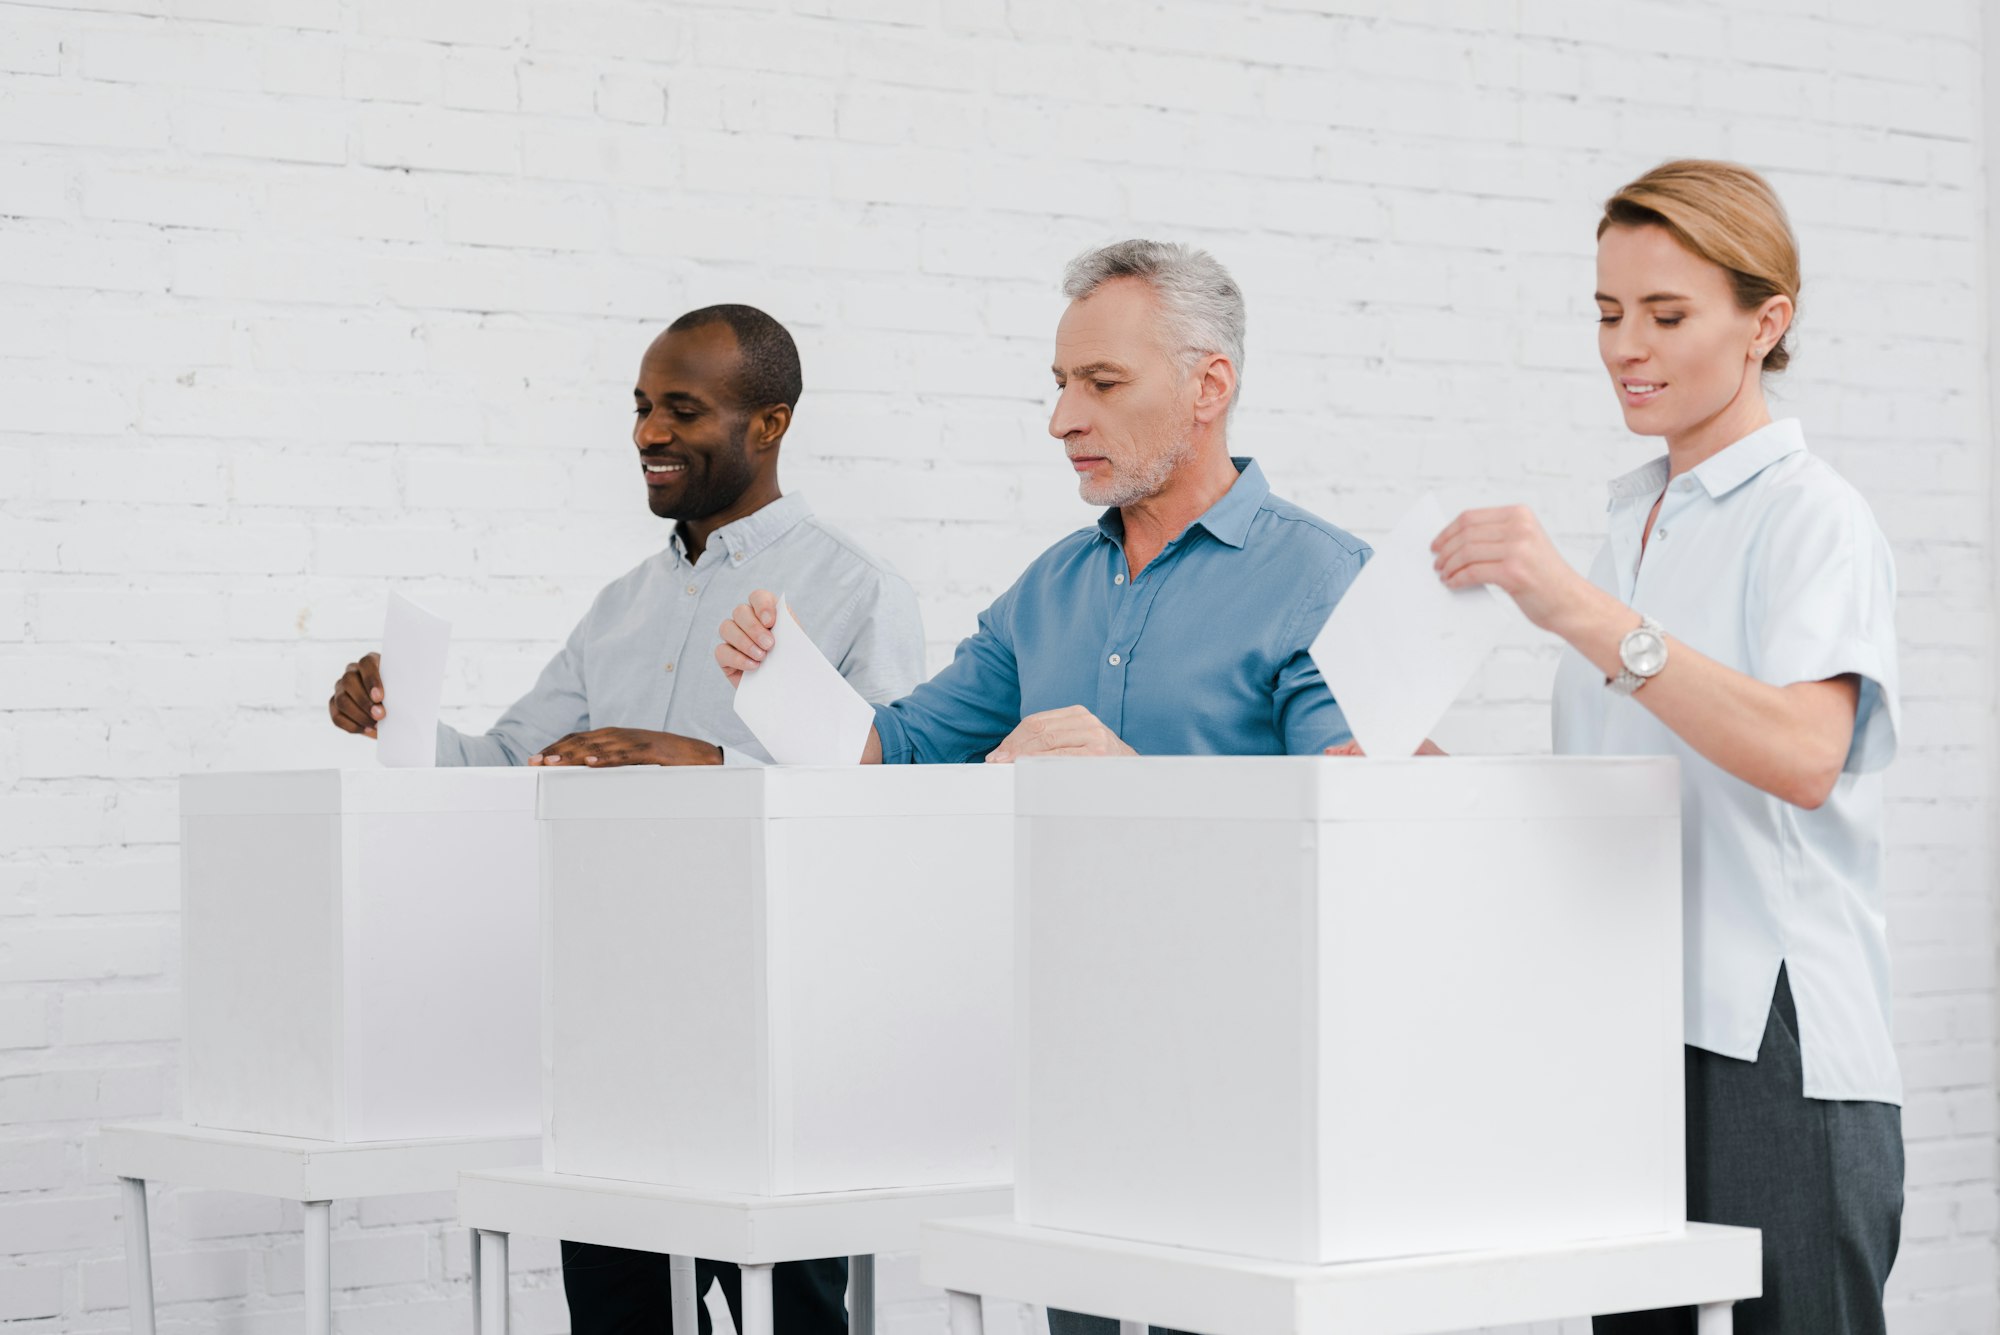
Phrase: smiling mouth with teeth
[{"left": 643, "top": 462, "right": 687, "bottom": 473}]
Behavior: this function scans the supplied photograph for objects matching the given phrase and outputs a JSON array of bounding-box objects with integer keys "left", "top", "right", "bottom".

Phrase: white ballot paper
[
  {"left": 1309, "top": 494, "right": 1513, "bottom": 758},
  {"left": 733, "top": 595, "right": 876, "bottom": 765},
  {"left": 376, "top": 591, "right": 451, "bottom": 769}
]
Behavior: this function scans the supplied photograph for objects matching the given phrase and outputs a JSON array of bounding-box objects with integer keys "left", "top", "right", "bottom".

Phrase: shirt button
[
  {"left": 663, "top": 662, "right": 675, "bottom": 673},
  {"left": 1108, "top": 653, "right": 1122, "bottom": 666},
  {"left": 685, "top": 583, "right": 698, "bottom": 595},
  {"left": 1114, "top": 573, "right": 1125, "bottom": 585},
  {"left": 1655, "top": 528, "right": 1668, "bottom": 540}
]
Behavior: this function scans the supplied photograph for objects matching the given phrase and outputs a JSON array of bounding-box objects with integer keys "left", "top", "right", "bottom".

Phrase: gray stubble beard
[{"left": 1076, "top": 421, "right": 1199, "bottom": 508}]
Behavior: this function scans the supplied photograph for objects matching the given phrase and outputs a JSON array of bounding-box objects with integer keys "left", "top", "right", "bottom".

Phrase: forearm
[
  {"left": 1550, "top": 588, "right": 1852, "bottom": 808},
  {"left": 434, "top": 720, "right": 527, "bottom": 767},
  {"left": 861, "top": 726, "right": 882, "bottom": 764}
]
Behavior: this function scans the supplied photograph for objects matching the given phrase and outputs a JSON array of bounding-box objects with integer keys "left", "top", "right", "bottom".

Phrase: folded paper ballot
[
  {"left": 376, "top": 591, "right": 451, "bottom": 769},
  {"left": 733, "top": 595, "right": 877, "bottom": 765},
  {"left": 1309, "top": 494, "right": 1512, "bottom": 758}
]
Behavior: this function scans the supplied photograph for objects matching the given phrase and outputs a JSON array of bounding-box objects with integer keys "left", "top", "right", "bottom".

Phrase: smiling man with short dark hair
[
  {"left": 328, "top": 305, "right": 919, "bottom": 1334},
  {"left": 329, "top": 303, "right": 922, "bottom": 772}
]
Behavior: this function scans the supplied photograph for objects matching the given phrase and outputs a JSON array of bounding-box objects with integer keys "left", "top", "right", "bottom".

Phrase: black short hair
[{"left": 668, "top": 304, "right": 803, "bottom": 411}]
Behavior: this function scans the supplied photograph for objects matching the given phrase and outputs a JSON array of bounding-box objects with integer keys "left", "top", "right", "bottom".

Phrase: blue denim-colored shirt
[{"left": 872, "top": 459, "right": 1370, "bottom": 763}]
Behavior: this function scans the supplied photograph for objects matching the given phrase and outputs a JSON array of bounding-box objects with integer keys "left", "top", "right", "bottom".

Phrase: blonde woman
[{"left": 1434, "top": 162, "right": 1902, "bottom": 1333}]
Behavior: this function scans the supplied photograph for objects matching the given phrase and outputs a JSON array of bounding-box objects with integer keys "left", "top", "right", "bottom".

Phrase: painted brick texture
[{"left": 0, "top": 2, "right": 1992, "bottom": 1332}]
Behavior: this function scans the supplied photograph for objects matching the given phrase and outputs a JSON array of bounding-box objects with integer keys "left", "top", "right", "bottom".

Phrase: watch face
[{"left": 1624, "top": 629, "right": 1668, "bottom": 676}]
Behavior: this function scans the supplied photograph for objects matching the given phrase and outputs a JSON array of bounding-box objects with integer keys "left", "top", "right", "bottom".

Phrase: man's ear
[
  {"left": 1192, "top": 353, "right": 1236, "bottom": 426},
  {"left": 750, "top": 403, "right": 791, "bottom": 451}
]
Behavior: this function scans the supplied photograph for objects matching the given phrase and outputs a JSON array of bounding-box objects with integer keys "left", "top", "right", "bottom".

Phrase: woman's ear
[{"left": 1751, "top": 294, "right": 1794, "bottom": 362}]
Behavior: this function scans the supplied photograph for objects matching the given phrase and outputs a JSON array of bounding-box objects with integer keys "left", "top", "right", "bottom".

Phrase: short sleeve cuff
[
  {"left": 1762, "top": 641, "right": 1898, "bottom": 775},
  {"left": 871, "top": 702, "right": 915, "bottom": 765}
]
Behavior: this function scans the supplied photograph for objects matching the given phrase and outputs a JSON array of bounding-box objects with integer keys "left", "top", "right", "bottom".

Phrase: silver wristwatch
[{"left": 1608, "top": 615, "right": 1668, "bottom": 696}]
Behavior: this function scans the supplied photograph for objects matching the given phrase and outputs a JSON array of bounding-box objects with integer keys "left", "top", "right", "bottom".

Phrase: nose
[
  {"left": 1604, "top": 320, "right": 1649, "bottom": 368},
  {"left": 1048, "top": 384, "right": 1086, "bottom": 441},
  {"left": 635, "top": 409, "right": 671, "bottom": 448}
]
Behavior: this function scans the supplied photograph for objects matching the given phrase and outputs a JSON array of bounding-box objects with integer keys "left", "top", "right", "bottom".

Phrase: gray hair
[{"left": 1060, "top": 239, "right": 1246, "bottom": 398}]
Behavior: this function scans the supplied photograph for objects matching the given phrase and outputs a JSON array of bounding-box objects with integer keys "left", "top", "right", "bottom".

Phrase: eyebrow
[
  {"left": 1053, "top": 361, "right": 1130, "bottom": 378},
  {"left": 1593, "top": 292, "right": 1692, "bottom": 304},
  {"left": 634, "top": 388, "right": 710, "bottom": 407}
]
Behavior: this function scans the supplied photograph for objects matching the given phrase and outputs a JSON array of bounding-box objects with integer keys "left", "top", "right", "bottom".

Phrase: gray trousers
[
  {"left": 1054, "top": 968, "right": 1902, "bottom": 1335},
  {"left": 1597, "top": 966, "right": 1904, "bottom": 1335}
]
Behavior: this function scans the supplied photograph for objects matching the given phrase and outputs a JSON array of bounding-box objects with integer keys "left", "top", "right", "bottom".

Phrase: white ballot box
[
  {"left": 180, "top": 769, "right": 542, "bottom": 1143},
  {"left": 1015, "top": 755, "right": 1684, "bottom": 1266},
  {"left": 538, "top": 765, "right": 1013, "bottom": 1195}
]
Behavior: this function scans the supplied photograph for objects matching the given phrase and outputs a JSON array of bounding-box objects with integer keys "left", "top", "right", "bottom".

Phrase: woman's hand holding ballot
[
  {"left": 1428, "top": 494, "right": 1859, "bottom": 810},
  {"left": 1431, "top": 504, "right": 1624, "bottom": 641}
]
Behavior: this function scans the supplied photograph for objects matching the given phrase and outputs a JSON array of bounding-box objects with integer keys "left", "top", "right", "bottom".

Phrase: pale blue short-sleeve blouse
[{"left": 1552, "top": 418, "right": 1902, "bottom": 1104}]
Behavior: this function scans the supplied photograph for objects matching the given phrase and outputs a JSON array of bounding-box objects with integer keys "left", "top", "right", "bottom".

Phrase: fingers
[
  {"left": 750, "top": 589, "right": 779, "bottom": 628},
  {"left": 358, "top": 651, "right": 384, "bottom": 702},
  {"left": 1441, "top": 559, "right": 1508, "bottom": 591},
  {"left": 1432, "top": 506, "right": 1533, "bottom": 555},
  {"left": 721, "top": 602, "right": 775, "bottom": 663},
  {"left": 330, "top": 663, "right": 383, "bottom": 737},
  {"left": 1325, "top": 739, "right": 1444, "bottom": 757},
  {"left": 1435, "top": 539, "right": 1513, "bottom": 584},
  {"left": 715, "top": 630, "right": 762, "bottom": 683},
  {"left": 999, "top": 709, "right": 1111, "bottom": 757},
  {"left": 531, "top": 732, "right": 594, "bottom": 766},
  {"left": 337, "top": 667, "right": 383, "bottom": 719},
  {"left": 328, "top": 690, "right": 373, "bottom": 736},
  {"left": 530, "top": 730, "right": 658, "bottom": 768}
]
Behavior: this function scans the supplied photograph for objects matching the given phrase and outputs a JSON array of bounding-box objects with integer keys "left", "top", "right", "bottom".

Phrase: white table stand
[
  {"left": 460, "top": 1167, "right": 1012, "bottom": 1335},
  {"left": 923, "top": 1216, "right": 1761, "bottom": 1335},
  {"left": 97, "top": 1120, "right": 540, "bottom": 1335}
]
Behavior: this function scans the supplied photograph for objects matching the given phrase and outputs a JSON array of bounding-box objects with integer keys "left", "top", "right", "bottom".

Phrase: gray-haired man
[
  {"left": 719, "top": 242, "right": 1372, "bottom": 1335},
  {"left": 719, "top": 239, "right": 1371, "bottom": 766}
]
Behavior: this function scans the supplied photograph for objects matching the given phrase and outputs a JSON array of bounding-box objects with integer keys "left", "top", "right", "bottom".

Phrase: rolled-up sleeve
[
  {"left": 872, "top": 588, "right": 1022, "bottom": 765},
  {"left": 1748, "top": 490, "right": 1900, "bottom": 774},
  {"left": 1273, "top": 542, "right": 1370, "bottom": 754},
  {"left": 436, "top": 618, "right": 591, "bottom": 768}
]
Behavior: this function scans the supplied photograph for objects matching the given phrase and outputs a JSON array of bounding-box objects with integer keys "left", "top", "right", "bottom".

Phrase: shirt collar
[
  {"left": 1093, "top": 457, "right": 1268, "bottom": 551},
  {"left": 1685, "top": 418, "right": 1806, "bottom": 498},
  {"left": 670, "top": 493, "right": 814, "bottom": 566},
  {"left": 1604, "top": 418, "right": 1808, "bottom": 507}
]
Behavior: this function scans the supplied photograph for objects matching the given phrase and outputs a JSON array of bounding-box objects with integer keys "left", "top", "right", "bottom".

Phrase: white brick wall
[{"left": 0, "top": 2, "right": 1992, "bottom": 1332}]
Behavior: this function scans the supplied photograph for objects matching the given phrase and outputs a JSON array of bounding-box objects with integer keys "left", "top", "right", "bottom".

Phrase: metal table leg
[
  {"left": 670, "top": 1254, "right": 698, "bottom": 1334},
  {"left": 850, "top": 1254, "right": 875, "bottom": 1335},
  {"left": 304, "top": 1200, "right": 332, "bottom": 1335},
  {"left": 947, "top": 1290, "right": 985, "bottom": 1335},
  {"left": 120, "top": 1177, "right": 156, "bottom": 1335},
  {"left": 741, "top": 1262, "right": 775, "bottom": 1335},
  {"left": 1697, "top": 1301, "right": 1734, "bottom": 1334},
  {"left": 477, "top": 1229, "right": 509, "bottom": 1335}
]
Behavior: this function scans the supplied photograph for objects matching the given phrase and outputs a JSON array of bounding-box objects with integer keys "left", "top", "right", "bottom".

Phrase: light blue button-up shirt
[
  {"left": 1553, "top": 419, "right": 1901, "bottom": 1103},
  {"left": 438, "top": 494, "right": 925, "bottom": 766},
  {"left": 872, "top": 459, "right": 1370, "bottom": 763}
]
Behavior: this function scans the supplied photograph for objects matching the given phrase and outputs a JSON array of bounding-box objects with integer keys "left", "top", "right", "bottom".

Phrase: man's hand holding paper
[{"left": 724, "top": 592, "right": 879, "bottom": 765}]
